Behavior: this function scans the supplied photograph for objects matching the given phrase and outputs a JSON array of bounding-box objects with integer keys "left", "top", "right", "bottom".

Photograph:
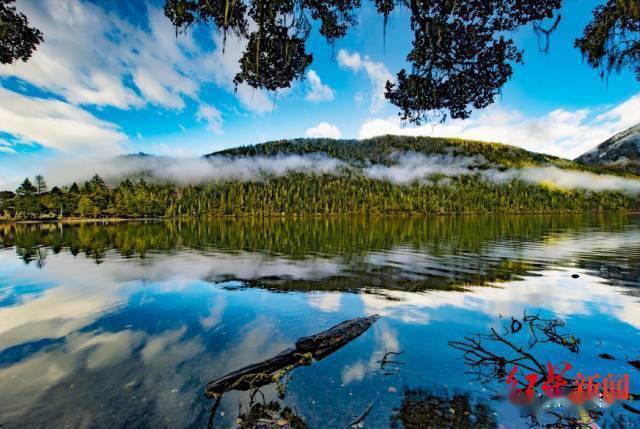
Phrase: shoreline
[{"left": 2, "top": 210, "right": 640, "bottom": 225}]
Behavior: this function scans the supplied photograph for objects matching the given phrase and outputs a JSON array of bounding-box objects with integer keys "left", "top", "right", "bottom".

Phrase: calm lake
[{"left": 1, "top": 215, "right": 639, "bottom": 428}]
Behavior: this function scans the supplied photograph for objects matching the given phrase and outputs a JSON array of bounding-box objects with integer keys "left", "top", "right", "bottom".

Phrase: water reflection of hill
[{"left": 1, "top": 214, "right": 638, "bottom": 292}]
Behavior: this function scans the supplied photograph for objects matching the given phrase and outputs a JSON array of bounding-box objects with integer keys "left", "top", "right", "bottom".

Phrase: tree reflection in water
[
  {"left": 450, "top": 312, "right": 640, "bottom": 428},
  {"left": 390, "top": 389, "right": 497, "bottom": 429}
]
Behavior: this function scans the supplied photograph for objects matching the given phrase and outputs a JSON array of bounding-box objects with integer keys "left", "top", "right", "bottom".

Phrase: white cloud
[
  {"left": 0, "top": 88, "right": 127, "bottom": 155},
  {"left": 195, "top": 31, "right": 274, "bottom": 114},
  {"left": 516, "top": 165, "right": 640, "bottom": 192},
  {"left": 307, "top": 293, "right": 342, "bottom": 312},
  {"left": 0, "top": 0, "right": 277, "bottom": 142},
  {"left": 340, "top": 322, "right": 401, "bottom": 385},
  {"left": 360, "top": 267, "right": 640, "bottom": 329},
  {"left": 358, "top": 93, "right": 640, "bottom": 159},
  {"left": 305, "top": 70, "right": 335, "bottom": 102},
  {"left": 337, "top": 50, "right": 362, "bottom": 70},
  {"left": 341, "top": 361, "right": 366, "bottom": 384},
  {"left": 305, "top": 122, "right": 342, "bottom": 139},
  {"left": 338, "top": 49, "right": 394, "bottom": 113},
  {"left": 235, "top": 84, "right": 275, "bottom": 114},
  {"left": 12, "top": 2, "right": 205, "bottom": 110},
  {"left": 2, "top": 1, "right": 143, "bottom": 109},
  {"left": 196, "top": 104, "right": 223, "bottom": 134},
  {"left": 141, "top": 326, "right": 188, "bottom": 363},
  {"left": 132, "top": 69, "right": 185, "bottom": 110},
  {"left": 594, "top": 93, "right": 640, "bottom": 131}
]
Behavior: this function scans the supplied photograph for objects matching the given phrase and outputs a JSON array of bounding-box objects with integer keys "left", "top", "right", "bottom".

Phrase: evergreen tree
[
  {"left": 14, "top": 178, "right": 38, "bottom": 218},
  {"left": 89, "top": 174, "right": 110, "bottom": 211},
  {"left": 0, "top": 137, "right": 638, "bottom": 220},
  {"left": 0, "top": 190, "right": 15, "bottom": 201},
  {"left": 90, "top": 174, "right": 107, "bottom": 191},
  {"left": 34, "top": 174, "right": 47, "bottom": 194},
  {"left": 77, "top": 195, "right": 98, "bottom": 218},
  {"left": 15, "top": 178, "right": 36, "bottom": 197}
]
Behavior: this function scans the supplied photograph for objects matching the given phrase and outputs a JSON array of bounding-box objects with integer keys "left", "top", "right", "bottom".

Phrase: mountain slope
[
  {"left": 209, "top": 135, "right": 627, "bottom": 175},
  {"left": 575, "top": 123, "right": 640, "bottom": 173},
  {"left": 3, "top": 136, "right": 640, "bottom": 220},
  {"left": 208, "top": 136, "right": 561, "bottom": 168}
]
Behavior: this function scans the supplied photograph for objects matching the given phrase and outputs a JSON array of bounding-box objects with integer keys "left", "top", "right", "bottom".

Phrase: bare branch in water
[
  {"left": 377, "top": 349, "right": 405, "bottom": 369},
  {"left": 345, "top": 401, "right": 374, "bottom": 429},
  {"left": 204, "top": 315, "right": 380, "bottom": 428}
]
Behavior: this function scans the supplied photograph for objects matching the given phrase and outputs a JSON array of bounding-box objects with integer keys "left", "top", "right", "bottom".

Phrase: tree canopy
[
  {"left": 34, "top": 174, "right": 47, "bottom": 195},
  {"left": 575, "top": 0, "right": 640, "bottom": 81},
  {"left": 383, "top": 0, "right": 562, "bottom": 122},
  {"left": 0, "top": 0, "right": 43, "bottom": 64},
  {"left": 163, "top": 0, "right": 639, "bottom": 123},
  {"left": 15, "top": 178, "right": 36, "bottom": 197},
  {"left": 2, "top": 1, "right": 638, "bottom": 123}
]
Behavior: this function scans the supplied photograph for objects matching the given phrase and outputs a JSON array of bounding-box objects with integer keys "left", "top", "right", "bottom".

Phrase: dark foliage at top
[
  {"left": 4, "top": 1, "right": 639, "bottom": 123},
  {"left": 163, "top": 0, "right": 639, "bottom": 123},
  {"left": 164, "top": 0, "right": 359, "bottom": 91},
  {"left": 383, "top": 0, "right": 562, "bottom": 122},
  {"left": 164, "top": 0, "right": 565, "bottom": 122},
  {"left": 0, "top": 0, "right": 43, "bottom": 64},
  {"left": 575, "top": 0, "right": 640, "bottom": 81}
]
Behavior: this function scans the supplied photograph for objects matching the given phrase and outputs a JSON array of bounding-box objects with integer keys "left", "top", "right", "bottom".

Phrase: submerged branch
[{"left": 205, "top": 314, "right": 380, "bottom": 396}]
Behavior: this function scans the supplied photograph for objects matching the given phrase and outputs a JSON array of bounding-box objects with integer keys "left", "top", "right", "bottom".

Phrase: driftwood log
[{"left": 205, "top": 314, "right": 380, "bottom": 397}]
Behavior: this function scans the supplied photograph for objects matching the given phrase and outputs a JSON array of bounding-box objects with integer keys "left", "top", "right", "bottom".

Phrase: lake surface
[{"left": 0, "top": 215, "right": 639, "bottom": 428}]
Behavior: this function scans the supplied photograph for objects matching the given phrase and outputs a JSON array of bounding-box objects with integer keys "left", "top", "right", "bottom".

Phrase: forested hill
[
  {"left": 209, "top": 135, "right": 634, "bottom": 176},
  {"left": 2, "top": 136, "right": 640, "bottom": 220},
  {"left": 209, "top": 136, "right": 560, "bottom": 168}
]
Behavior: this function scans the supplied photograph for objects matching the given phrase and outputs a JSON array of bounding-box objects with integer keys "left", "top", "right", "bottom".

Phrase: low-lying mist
[
  {"left": 363, "top": 152, "right": 640, "bottom": 193},
  {"left": 36, "top": 151, "right": 640, "bottom": 194},
  {"left": 364, "top": 152, "right": 487, "bottom": 183},
  {"left": 41, "top": 154, "right": 346, "bottom": 186}
]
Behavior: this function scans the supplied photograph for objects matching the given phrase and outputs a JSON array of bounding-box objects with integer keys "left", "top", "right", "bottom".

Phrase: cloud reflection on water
[{"left": 0, "top": 216, "right": 639, "bottom": 427}]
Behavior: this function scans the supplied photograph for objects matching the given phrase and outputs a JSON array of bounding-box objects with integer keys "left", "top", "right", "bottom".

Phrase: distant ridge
[
  {"left": 575, "top": 123, "right": 640, "bottom": 174},
  {"left": 205, "top": 136, "right": 560, "bottom": 167},
  {"left": 118, "top": 152, "right": 156, "bottom": 159}
]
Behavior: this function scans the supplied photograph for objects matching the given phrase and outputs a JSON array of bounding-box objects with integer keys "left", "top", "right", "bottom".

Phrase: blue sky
[{"left": 0, "top": 0, "right": 639, "bottom": 189}]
